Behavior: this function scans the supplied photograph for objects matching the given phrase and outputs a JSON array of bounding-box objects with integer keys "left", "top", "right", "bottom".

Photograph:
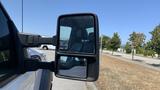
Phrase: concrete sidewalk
[{"left": 103, "top": 50, "right": 160, "bottom": 65}]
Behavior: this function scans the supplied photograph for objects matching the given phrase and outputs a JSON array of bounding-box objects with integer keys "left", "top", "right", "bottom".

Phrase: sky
[{"left": 1, "top": 0, "right": 160, "bottom": 44}]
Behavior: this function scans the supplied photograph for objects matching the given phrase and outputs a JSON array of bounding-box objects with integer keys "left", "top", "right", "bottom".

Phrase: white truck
[
  {"left": 41, "top": 44, "right": 55, "bottom": 50},
  {"left": 0, "top": 48, "right": 52, "bottom": 90},
  {"left": 40, "top": 36, "right": 55, "bottom": 50}
]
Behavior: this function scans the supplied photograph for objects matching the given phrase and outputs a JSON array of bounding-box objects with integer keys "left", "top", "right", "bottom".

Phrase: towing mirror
[{"left": 55, "top": 13, "right": 99, "bottom": 81}]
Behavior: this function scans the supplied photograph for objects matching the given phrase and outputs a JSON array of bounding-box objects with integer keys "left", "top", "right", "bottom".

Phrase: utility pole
[
  {"left": 100, "top": 34, "right": 103, "bottom": 61},
  {"left": 22, "top": 0, "right": 24, "bottom": 32},
  {"left": 101, "top": 34, "right": 103, "bottom": 53},
  {"left": 131, "top": 42, "right": 134, "bottom": 60},
  {"left": 132, "top": 48, "right": 134, "bottom": 60}
]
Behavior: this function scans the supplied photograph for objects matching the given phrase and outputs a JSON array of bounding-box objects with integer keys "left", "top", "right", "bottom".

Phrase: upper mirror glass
[{"left": 58, "top": 15, "right": 95, "bottom": 54}]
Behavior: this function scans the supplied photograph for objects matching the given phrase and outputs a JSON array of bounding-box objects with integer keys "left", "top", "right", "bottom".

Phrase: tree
[
  {"left": 125, "top": 42, "right": 132, "bottom": 54},
  {"left": 143, "top": 41, "right": 155, "bottom": 57},
  {"left": 129, "top": 32, "right": 146, "bottom": 54},
  {"left": 100, "top": 35, "right": 111, "bottom": 50},
  {"left": 109, "top": 32, "right": 121, "bottom": 54},
  {"left": 145, "top": 41, "right": 153, "bottom": 50},
  {"left": 150, "top": 24, "right": 160, "bottom": 57}
]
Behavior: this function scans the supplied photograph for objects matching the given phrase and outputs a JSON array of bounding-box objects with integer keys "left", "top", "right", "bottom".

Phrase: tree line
[{"left": 101, "top": 24, "right": 160, "bottom": 57}]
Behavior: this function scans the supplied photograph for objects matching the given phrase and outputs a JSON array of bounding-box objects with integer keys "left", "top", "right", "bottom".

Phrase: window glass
[
  {"left": 0, "top": 9, "right": 9, "bottom": 37},
  {"left": 59, "top": 26, "right": 72, "bottom": 50},
  {"left": 0, "top": 8, "right": 11, "bottom": 78},
  {"left": 86, "top": 27, "right": 94, "bottom": 35},
  {"left": 0, "top": 8, "right": 10, "bottom": 51}
]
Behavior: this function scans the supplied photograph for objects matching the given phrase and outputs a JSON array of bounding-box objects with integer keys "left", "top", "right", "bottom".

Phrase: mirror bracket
[
  {"left": 40, "top": 35, "right": 56, "bottom": 46},
  {"left": 24, "top": 59, "right": 55, "bottom": 72},
  {"left": 19, "top": 33, "right": 57, "bottom": 47}
]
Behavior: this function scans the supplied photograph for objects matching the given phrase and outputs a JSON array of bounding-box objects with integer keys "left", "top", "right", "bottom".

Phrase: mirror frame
[{"left": 55, "top": 13, "right": 99, "bottom": 81}]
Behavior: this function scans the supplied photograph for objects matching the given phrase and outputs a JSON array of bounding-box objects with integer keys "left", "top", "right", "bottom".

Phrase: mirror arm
[
  {"left": 39, "top": 35, "right": 56, "bottom": 46},
  {"left": 19, "top": 33, "right": 41, "bottom": 47},
  {"left": 19, "top": 33, "right": 57, "bottom": 47},
  {"left": 24, "top": 59, "right": 55, "bottom": 72}
]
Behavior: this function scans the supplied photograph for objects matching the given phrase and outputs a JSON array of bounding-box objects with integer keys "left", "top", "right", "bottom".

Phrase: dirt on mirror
[{"left": 95, "top": 54, "right": 160, "bottom": 90}]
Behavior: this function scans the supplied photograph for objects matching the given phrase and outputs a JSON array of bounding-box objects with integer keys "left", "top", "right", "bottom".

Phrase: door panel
[{"left": 1, "top": 72, "right": 36, "bottom": 90}]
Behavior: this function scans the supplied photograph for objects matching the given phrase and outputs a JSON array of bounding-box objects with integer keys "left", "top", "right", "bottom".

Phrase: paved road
[{"left": 39, "top": 49, "right": 87, "bottom": 90}]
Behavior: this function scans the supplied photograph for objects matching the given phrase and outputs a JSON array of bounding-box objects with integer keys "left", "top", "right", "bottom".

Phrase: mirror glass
[
  {"left": 58, "top": 56, "right": 87, "bottom": 78},
  {"left": 59, "top": 15, "right": 95, "bottom": 54}
]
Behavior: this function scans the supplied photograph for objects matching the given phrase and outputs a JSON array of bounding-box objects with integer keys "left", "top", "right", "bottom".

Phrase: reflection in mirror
[
  {"left": 0, "top": 9, "right": 10, "bottom": 51},
  {"left": 0, "top": 8, "right": 12, "bottom": 77},
  {"left": 58, "top": 56, "right": 87, "bottom": 78},
  {"left": 59, "top": 16, "right": 95, "bottom": 53}
]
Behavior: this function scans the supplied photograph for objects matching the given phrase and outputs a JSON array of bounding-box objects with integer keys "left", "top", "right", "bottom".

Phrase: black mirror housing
[{"left": 55, "top": 13, "right": 99, "bottom": 81}]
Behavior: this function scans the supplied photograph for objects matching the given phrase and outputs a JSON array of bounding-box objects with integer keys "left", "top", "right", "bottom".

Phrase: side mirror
[{"left": 55, "top": 13, "right": 99, "bottom": 81}]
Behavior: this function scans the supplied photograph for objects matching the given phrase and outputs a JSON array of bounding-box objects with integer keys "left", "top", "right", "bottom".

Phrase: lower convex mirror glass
[{"left": 57, "top": 56, "right": 87, "bottom": 78}]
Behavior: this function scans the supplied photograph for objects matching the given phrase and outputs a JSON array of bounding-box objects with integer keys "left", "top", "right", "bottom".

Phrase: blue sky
[{"left": 1, "top": 0, "right": 160, "bottom": 44}]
